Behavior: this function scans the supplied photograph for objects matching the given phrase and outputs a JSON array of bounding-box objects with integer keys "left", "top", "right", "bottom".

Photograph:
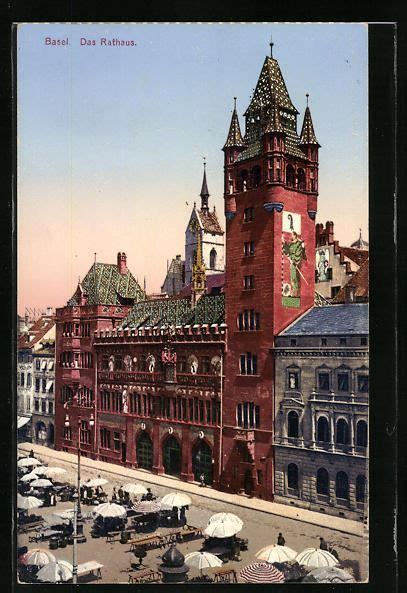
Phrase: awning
[
  {"left": 46, "top": 380, "right": 54, "bottom": 392},
  {"left": 47, "top": 361, "right": 54, "bottom": 370},
  {"left": 17, "top": 416, "right": 30, "bottom": 429},
  {"left": 41, "top": 361, "right": 47, "bottom": 370}
]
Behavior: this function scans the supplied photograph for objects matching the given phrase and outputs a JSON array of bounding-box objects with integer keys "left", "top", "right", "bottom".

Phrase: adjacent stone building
[
  {"left": 31, "top": 341, "right": 56, "bottom": 447},
  {"left": 273, "top": 303, "right": 368, "bottom": 521}
]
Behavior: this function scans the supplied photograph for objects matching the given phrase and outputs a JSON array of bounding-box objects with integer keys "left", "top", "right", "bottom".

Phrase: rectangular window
[
  {"left": 42, "top": 378, "right": 47, "bottom": 393},
  {"left": 249, "top": 402, "right": 254, "bottom": 427},
  {"left": 361, "top": 337, "right": 368, "bottom": 346},
  {"left": 243, "top": 207, "right": 254, "bottom": 222},
  {"left": 182, "top": 398, "right": 187, "bottom": 421},
  {"left": 34, "top": 399, "right": 39, "bottom": 412},
  {"left": 331, "top": 286, "right": 341, "bottom": 298},
  {"left": 318, "top": 372, "right": 330, "bottom": 391},
  {"left": 255, "top": 405, "right": 260, "bottom": 428},
  {"left": 357, "top": 375, "right": 369, "bottom": 393},
  {"left": 199, "top": 399, "right": 204, "bottom": 423},
  {"left": 240, "top": 354, "right": 246, "bottom": 375},
  {"left": 189, "top": 398, "right": 194, "bottom": 422},
  {"left": 244, "top": 275, "right": 254, "bottom": 289},
  {"left": 257, "top": 469, "right": 263, "bottom": 485},
  {"left": 206, "top": 401, "right": 211, "bottom": 424},
  {"left": 48, "top": 401, "right": 53, "bottom": 415},
  {"left": 240, "top": 353, "right": 257, "bottom": 375},
  {"left": 243, "top": 402, "right": 249, "bottom": 428},
  {"left": 41, "top": 400, "right": 46, "bottom": 414},
  {"left": 244, "top": 241, "right": 255, "bottom": 256},
  {"left": 337, "top": 372, "right": 349, "bottom": 392},
  {"left": 321, "top": 338, "right": 327, "bottom": 346},
  {"left": 290, "top": 339, "right": 297, "bottom": 346},
  {"left": 238, "top": 313, "right": 243, "bottom": 330},
  {"left": 237, "top": 403, "right": 243, "bottom": 427},
  {"left": 113, "top": 432, "right": 121, "bottom": 451},
  {"left": 339, "top": 337, "right": 347, "bottom": 346},
  {"left": 35, "top": 378, "right": 40, "bottom": 393},
  {"left": 35, "top": 360, "right": 41, "bottom": 370}
]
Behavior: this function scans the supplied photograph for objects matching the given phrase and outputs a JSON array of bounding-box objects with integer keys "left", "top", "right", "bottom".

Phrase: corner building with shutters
[{"left": 219, "top": 49, "right": 319, "bottom": 499}]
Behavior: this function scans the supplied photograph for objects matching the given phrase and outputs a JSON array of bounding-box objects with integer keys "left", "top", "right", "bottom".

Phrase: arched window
[
  {"left": 356, "top": 475, "right": 367, "bottom": 502},
  {"left": 287, "top": 463, "right": 299, "bottom": 491},
  {"left": 192, "top": 440, "right": 213, "bottom": 484},
  {"left": 336, "top": 418, "right": 349, "bottom": 445},
  {"left": 356, "top": 420, "right": 368, "bottom": 447},
  {"left": 137, "top": 432, "right": 153, "bottom": 469},
  {"left": 335, "top": 471, "right": 349, "bottom": 500},
  {"left": 209, "top": 249, "right": 217, "bottom": 270},
  {"left": 316, "top": 468, "right": 329, "bottom": 496},
  {"left": 286, "top": 164, "right": 295, "bottom": 187},
  {"left": 26, "top": 373, "right": 32, "bottom": 388},
  {"left": 163, "top": 435, "right": 181, "bottom": 477},
  {"left": 297, "top": 168, "right": 306, "bottom": 190},
  {"left": 287, "top": 411, "right": 299, "bottom": 438},
  {"left": 20, "top": 372, "right": 25, "bottom": 387},
  {"left": 317, "top": 416, "right": 329, "bottom": 442},
  {"left": 251, "top": 165, "right": 261, "bottom": 187}
]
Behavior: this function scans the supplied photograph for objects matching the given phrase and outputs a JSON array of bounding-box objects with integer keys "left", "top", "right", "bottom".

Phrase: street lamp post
[{"left": 64, "top": 412, "right": 94, "bottom": 584}]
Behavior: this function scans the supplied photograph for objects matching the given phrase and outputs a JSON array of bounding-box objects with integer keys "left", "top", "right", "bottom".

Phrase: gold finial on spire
[
  {"left": 233, "top": 96, "right": 237, "bottom": 110},
  {"left": 270, "top": 33, "right": 274, "bottom": 58},
  {"left": 306, "top": 93, "right": 309, "bottom": 107}
]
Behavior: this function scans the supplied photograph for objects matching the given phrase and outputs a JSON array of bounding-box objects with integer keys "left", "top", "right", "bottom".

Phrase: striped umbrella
[
  {"left": 20, "top": 549, "right": 56, "bottom": 567},
  {"left": 37, "top": 559, "right": 73, "bottom": 583},
  {"left": 240, "top": 562, "right": 285, "bottom": 583},
  {"left": 296, "top": 548, "right": 339, "bottom": 568},
  {"left": 256, "top": 544, "right": 298, "bottom": 563},
  {"left": 132, "top": 500, "right": 161, "bottom": 514}
]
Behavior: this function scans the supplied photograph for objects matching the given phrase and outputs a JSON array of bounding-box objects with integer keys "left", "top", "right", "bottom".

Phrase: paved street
[{"left": 17, "top": 444, "right": 368, "bottom": 583}]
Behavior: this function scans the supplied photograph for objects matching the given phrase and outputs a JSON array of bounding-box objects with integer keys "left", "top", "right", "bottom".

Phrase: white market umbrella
[
  {"left": 20, "top": 471, "right": 38, "bottom": 483},
  {"left": 303, "top": 566, "right": 355, "bottom": 583},
  {"left": 42, "top": 467, "right": 67, "bottom": 478},
  {"left": 31, "top": 466, "right": 47, "bottom": 475},
  {"left": 296, "top": 548, "right": 339, "bottom": 568},
  {"left": 44, "top": 514, "right": 70, "bottom": 527},
  {"left": 18, "top": 457, "right": 42, "bottom": 467},
  {"left": 54, "top": 509, "right": 75, "bottom": 520},
  {"left": 37, "top": 559, "right": 73, "bottom": 583},
  {"left": 256, "top": 544, "right": 298, "bottom": 564},
  {"left": 83, "top": 477, "right": 108, "bottom": 488},
  {"left": 17, "top": 494, "right": 43, "bottom": 510},
  {"left": 20, "top": 549, "right": 56, "bottom": 567},
  {"left": 123, "top": 483, "right": 147, "bottom": 496},
  {"left": 132, "top": 500, "right": 161, "bottom": 514},
  {"left": 94, "top": 502, "right": 127, "bottom": 518},
  {"left": 204, "top": 520, "right": 241, "bottom": 538},
  {"left": 208, "top": 513, "right": 243, "bottom": 530},
  {"left": 185, "top": 551, "right": 222, "bottom": 575},
  {"left": 161, "top": 492, "right": 191, "bottom": 508},
  {"left": 30, "top": 478, "right": 53, "bottom": 488}
]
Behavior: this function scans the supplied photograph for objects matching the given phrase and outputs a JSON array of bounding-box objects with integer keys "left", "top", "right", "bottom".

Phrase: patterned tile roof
[
  {"left": 245, "top": 57, "right": 298, "bottom": 115},
  {"left": 18, "top": 317, "right": 55, "bottom": 349},
  {"left": 284, "top": 128, "right": 307, "bottom": 160},
  {"left": 223, "top": 107, "right": 245, "bottom": 149},
  {"left": 299, "top": 106, "right": 320, "bottom": 146},
  {"left": 67, "top": 263, "right": 145, "bottom": 306},
  {"left": 197, "top": 209, "right": 223, "bottom": 235},
  {"left": 121, "top": 293, "right": 225, "bottom": 329},
  {"left": 280, "top": 303, "right": 368, "bottom": 336}
]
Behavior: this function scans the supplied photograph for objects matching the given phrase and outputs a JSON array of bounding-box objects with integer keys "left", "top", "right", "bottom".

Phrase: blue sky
[{"left": 17, "top": 23, "right": 368, "bottom": 312}]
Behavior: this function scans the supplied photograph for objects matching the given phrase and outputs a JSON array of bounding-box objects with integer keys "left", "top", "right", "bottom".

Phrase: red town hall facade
[{"left": 55, "top": 48, "right": 319, "bottom": 500}]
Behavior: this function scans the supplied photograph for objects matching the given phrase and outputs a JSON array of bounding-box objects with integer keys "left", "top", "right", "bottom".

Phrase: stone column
[
  {"left": 152, "top": 422, "right": 164, "bottom": 475},
  {"left": 311, "top": 410, "right": 316, "bottom": 448},
  {"left": 281, "top": 410, "right": 287, "bottom": 443},
  {"left": 350, "top": 414, "right": 355, "bottom": 455},
  {"left": 329, "top": 414, "right": 335, "bottom": 451},
  {"left": 180, "top": 425, "right": 194, "bottom": 482}
]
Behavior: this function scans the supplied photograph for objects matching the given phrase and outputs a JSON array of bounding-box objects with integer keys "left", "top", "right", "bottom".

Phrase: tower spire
[
  {"left": 269, "top": 33, "right": 274, "bottom": 58},
  {"left": 190, "top": 219, "right": 206, "bottom": 305},
  {"left": 299, "top": 94, "right": 320, "bottom": 146},
  {"left": 200, "top": 158, "right": 210, "bottom": 213},
  {"left": 223, "top": 97, "right": 245, "bottom": 150}
]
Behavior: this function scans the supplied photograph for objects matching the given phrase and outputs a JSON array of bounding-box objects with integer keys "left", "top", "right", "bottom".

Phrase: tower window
[
  {"left": 286, "top": 164, "right": 295, "bottom": 188},
  {"left": 237, "top": 310, "right": 260, "bottom": 331},
  {"left": 243, "top": 207, "right": 254, "bottom": 222},
  {"left": 244, "top": 241, "right": 255, "bottom": 256},
  {"left": 239, "top": 352, "right": 258, "bottom": 375},
  {"left": 209, "top": 248, "right": 217, "bottom": 270},
  {"left": 297, "top": 168, "right": 306, "bottom": 190},
  {"left": 251, "top": 166, "right": 261, "bottom": 188},
  {"left": 244, "top": 275, "right": 254, "bottom": 289}
]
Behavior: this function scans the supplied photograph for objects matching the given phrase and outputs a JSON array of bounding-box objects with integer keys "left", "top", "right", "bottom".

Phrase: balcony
[
  {"left": 98, "top": 370, "right": 164, "bottom": 384},
  {"left": 177, "top": 373, "right": 221, "bottom": 390}
]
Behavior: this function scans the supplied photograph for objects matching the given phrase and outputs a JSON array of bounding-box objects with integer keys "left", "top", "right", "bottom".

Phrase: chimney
[
  {"left": 117, "top": 252, "right": 128, "bottom": 275},
  {"left": 176, "top": 254, "right": 181, "bottom": 260},
  {"left": 326, "top": 221, "right": 335, "bottom": 244},
  {"left": 344, "top": 284, "right": 356, "bottom": 304},
  {"left": 315, "top": 223, "right": 323, "bottom": 247}
]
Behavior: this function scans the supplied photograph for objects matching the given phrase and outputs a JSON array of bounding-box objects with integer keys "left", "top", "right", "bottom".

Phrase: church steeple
[
  {"left": 190, "top": 218, "right": 206, "bottom": 305},
  {"left": 223, "top": 98, "right": 245, "bottom": 150},
  {"left": 299, "top": 95, "right": 320, "bottom": 147},
  {"left": 200, "top": 159, "right": 210, "bottom": 212}
]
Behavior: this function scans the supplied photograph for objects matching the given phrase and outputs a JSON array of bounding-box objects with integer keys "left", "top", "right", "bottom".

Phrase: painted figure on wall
[
  {"left": 123, "top": 355, "right": 132, "bottom": 372},
  {"left": 146, "top": 353, "right": 156, "bottom": 373},
  {"left": 108, "top": 356, "right": 115, "bottom": 372},
  {"left": 122, "top": 389, "right": 128, "bottom": 413},
  {"left": 282, "top": 232, "right": 307, "bottom": 297},
  {"left": 316, "top": 248, "right": 330, "bottom": 281}
]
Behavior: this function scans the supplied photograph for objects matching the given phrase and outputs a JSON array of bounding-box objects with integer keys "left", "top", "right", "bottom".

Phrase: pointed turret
[
  {"left": 200, "top": 160, "right": 210, "bottom": 212},
  {"left": 299, "top": 95, "right": 320, "bottom": 146},
  {"left": 223, "top": 98, "right": 245, "bottom": 150}
]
